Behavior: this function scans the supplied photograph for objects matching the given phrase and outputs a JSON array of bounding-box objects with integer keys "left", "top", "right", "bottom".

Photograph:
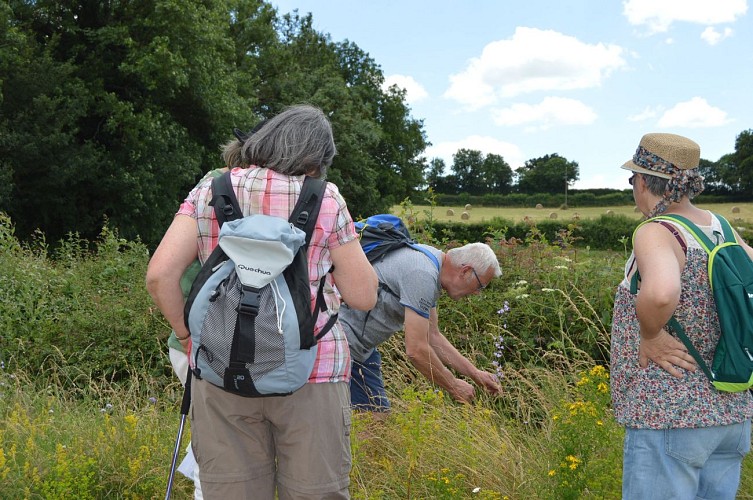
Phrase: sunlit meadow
[{"left": 1, "top": 208, "right": 751, "bottom": 499}]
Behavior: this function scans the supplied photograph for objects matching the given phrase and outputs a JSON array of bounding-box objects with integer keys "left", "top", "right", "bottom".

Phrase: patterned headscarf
[
  {"left": 622, "top": 134, "right": 705, "bottom": 218},
  {"left": 637, "top": 144, "right": 705, "bottom": 217}
]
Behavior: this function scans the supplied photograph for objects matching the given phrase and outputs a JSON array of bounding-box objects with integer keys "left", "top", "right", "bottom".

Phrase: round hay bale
[
  {"left": 732, "top": 206, "right": 741, "bottom": 214},
  {"left": 606, "top": 209, "right": 614, "bottom": 215},
  {"left": 634, "top": 206, "right": 641, "bottom": 213},
  {"left": 549, "top": 212, "right": 557, "bottom": 220},
  {"left": 464, "top": 204, "right": 472, "bottom": 211},
  {"left": 461, "top": 212, "right": 470, "bottom": 220},
  {"left": 572, "top": 213, "right": 580, "bottom": 221},
  {"left": 446, "top": 209, "right": 455, "bottom": 216},
  {"left": 535, "top": 203, "right": 544, "bottom": 210}
]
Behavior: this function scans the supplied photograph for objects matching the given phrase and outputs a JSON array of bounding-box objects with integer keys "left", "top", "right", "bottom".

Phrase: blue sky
[{"left": 270, "top": 0, "right": 752, "bottom": 189}]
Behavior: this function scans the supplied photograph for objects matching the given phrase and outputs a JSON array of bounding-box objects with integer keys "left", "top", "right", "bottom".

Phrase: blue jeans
[
  {"left": 350, "top": 349, "right": 391, "bottom": 412},
  {"left": 622, "top": 420, "right": 751, "bottom": 500}
]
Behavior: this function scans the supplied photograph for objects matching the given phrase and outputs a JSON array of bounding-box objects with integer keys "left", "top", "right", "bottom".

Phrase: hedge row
[
  {"left": 414, "top": 192, "right": 752, "bottom": 209},
  {"left": 419, "top": 214, "right": 753, "bottom": 250}
]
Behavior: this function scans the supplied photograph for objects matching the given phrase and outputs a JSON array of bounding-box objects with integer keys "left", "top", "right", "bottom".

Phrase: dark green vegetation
[
  {"left": 2, "top": 1, "right": 752, "bottom": 253},
  {"left": 2, "top": 213, "right": 752, "bottom": 498},
  {"left": 2, "top": 209, "right": 752, "bottom": 383},
  {"left": 0, "top": 210, "right": 620, "bottom": 387},
  {"left": 1, "top": 0, "right": 427, "bottom": 248}
]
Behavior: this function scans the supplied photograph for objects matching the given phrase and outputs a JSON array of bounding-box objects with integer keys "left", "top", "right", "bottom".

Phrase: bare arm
[
  {"left": 426, "top": 308, "right": 502, "bottom": 396},
  {"left": 330, "top": 238, "right": 378, "bottom": 310},
  {"left": 633, "top": 223, "right": 697, "bottom": 377},
  {"left": 404, "top": 308, "right": 476, "bottom": 403},
  {"left": 145, "top": 215, "right": 198, "bottom": 348}
]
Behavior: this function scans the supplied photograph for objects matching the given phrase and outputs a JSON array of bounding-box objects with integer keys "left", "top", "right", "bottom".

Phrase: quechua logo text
[{"left": 238, "top": 264, "right": 272, "bottom": 275}]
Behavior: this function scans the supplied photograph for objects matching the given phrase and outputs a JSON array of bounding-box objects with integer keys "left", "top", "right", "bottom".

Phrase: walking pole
[{"left": 165, "top": 369, "right": 192, "bottom": 500}]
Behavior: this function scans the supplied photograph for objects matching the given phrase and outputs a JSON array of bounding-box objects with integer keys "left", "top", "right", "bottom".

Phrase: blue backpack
[{"left": 355, "top": 214, "right": 439, "bottom": 270}]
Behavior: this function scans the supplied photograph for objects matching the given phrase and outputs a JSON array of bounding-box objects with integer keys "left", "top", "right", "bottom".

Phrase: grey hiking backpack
[{"left": 184, "top": 171, "right": 337, "bottom": 397}]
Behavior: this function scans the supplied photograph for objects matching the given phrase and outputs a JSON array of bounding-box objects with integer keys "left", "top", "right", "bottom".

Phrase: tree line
[
  {"left": 1, "top": 0, "right": 426, "bottom": 248},
  {"left": 1, "top": 1, "right": 751, "bottom": 249},
  {"left": 427, "top": 135, "right": 753, "bottom": 198}
]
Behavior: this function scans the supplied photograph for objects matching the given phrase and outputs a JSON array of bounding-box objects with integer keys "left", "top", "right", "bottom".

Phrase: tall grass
[{"left": 1, "top": 210, "right": 751, "bottom": 498}]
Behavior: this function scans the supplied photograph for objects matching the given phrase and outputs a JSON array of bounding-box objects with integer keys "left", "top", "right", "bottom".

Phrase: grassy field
[{"left": 399, "top": 202, "right": 753, "bottom": 226}]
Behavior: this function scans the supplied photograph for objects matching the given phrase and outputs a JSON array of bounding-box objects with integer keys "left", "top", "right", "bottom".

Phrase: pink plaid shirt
[{"left": 177, "top": 166, "right": 355, "bottom": 383}]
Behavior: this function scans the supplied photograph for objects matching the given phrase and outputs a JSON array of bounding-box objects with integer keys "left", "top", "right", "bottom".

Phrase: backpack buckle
[
  {"left": 239, "top": 287, "right": 261, "bottom": 317},
  {"left": 296, "top": 210, "right": 310, "bottom": 226}
]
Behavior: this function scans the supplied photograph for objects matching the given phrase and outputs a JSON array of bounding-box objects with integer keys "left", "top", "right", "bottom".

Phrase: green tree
[
  {"left": 1, "top": 1, "right": 428, "bottom": 244},
  {"left": 1, "top": 0, "right": 257, "bottom": 247},
  {"left": 426, "top": 158, "right": 446, "bottom": 192},
  {"left": 697, "top": 157, "right": 729, "bottom": 195},
  {"left": 252, "top": 11, "right": 426, "bottom": 216},
  {"left": 451, "top": 149, "right": 485, "bottom": 195},
  {"left": 731, "top": 129, "right": 753, "bottom": 196},
  {"left": 482, "top": 153, "right": 513, "bottom": 194},
  {"left": 516, "top": 153, "right": 579, "bottom": 195}
]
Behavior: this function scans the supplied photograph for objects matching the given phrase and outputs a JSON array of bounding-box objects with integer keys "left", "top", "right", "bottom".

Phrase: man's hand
[
  {"left": 639, "top": 329, "right": 697, "bottom": 378},
  {"left": 449, "top": 378, "right": 475, "bottom": 403},
  {"left": 472, "top": 369, "right": 502, "bottom": 395}
]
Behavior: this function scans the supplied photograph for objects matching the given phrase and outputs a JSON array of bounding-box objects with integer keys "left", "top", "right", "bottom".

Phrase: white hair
[{"left": 446, "top": 243, "right": 501, "bottom": 277}]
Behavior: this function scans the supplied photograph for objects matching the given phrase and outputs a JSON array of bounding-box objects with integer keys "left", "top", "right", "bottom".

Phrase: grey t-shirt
[{"left": 340, "top": 245, "right": 443, "bottom": 363}]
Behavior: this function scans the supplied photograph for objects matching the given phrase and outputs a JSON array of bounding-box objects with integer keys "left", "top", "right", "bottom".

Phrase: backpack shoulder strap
[
  {"left": 289, "top": 177, "right": 327, "bottom": 248},
  {"left": 712, "top": 213, "right": 737, "bottom": 244},
  {"left": 629, "top": 217, "right": 689, "bottom": 294},
  {"left": 289, "top": 177, "right": 335, "bottom": 341},
  {"left": 652, "top": 214, "right": 715, "bottom": 254},
  {"left": 406, "top": 243, "right": 440, "bottom": 271},
  {"left": 209, "top": 171, "right": 243, "bottom": 228}
]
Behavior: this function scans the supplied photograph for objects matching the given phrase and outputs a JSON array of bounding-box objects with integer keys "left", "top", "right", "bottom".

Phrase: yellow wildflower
[
  {"left": 565, "top": 455, "right": 581, "bottom": 470},
  {"left": 590, "top": 365, "right": 606, "bottom": 377}
]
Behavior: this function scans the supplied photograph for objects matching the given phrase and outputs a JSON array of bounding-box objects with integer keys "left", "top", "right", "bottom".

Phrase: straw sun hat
[{"left": 621, "top": 133, "right": 701, "bottom": 180}]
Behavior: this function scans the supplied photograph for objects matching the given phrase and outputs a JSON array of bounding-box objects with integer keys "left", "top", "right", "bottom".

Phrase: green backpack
[{"left": 631, "top": 213, "right": 753, "bottom": 392}]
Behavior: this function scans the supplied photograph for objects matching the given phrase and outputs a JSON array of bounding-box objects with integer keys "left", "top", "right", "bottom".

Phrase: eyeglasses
[
  {"left": 471, "top": 268, "right": 486, "bottom": 291},
  {"left": 628, "top": 174, "right": 636, "bottom": 186}
]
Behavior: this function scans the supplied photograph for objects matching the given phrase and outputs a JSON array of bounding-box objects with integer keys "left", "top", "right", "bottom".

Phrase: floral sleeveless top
[{"left": 610, "top": 212, "right": 753, "bottom": 429}]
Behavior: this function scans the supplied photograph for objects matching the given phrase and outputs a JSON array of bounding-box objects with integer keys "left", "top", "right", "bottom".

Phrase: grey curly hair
[{"left": 226, "top": 104, "right": 336, "bottom": 178}]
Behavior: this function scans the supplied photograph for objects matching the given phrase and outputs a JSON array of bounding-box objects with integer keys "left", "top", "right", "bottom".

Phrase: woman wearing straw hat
[{"left": 610, "top": 133, "right": 753, "bottom": 499}]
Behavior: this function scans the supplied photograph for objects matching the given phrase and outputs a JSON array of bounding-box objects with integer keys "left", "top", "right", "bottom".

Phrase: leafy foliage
[
  {"left": 516, "top": 153, "right": 580, "bottom": 195},
  {"left": 0, "top": 1, "right": 426, "bottom": 247},
  {"left": 0, "top": 213, "right": 166, "bottom": 386},
  {"left": 2, "top": 212, "right": 753, "bottom": 498}
]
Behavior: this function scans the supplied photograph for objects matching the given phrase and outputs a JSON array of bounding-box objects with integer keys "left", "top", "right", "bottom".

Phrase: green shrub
[{"left": 0, "top": 213, "right": 168, "bottom": 390}]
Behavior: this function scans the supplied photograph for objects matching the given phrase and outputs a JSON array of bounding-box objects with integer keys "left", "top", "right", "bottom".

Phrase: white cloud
[
  {"left": 382, "top": 74, "right": 429, "bottom": 104},
  {"left": 623, "top": 0, "right": 747, "bottom": 33},
  {"left": 627, "top": 106, "right": 659, "bottom": 122},
  {"left": 700, "top": 26, "right": 734, "bottom": 45},
  {"left": 491, "top": 97, "right": 597, "bottom": 131},
  {"left": 425, "top": 136, "right": 525, "bottom": 170},
  {"left": 443, "top": 27, "right": 626, "bottom": 109},
  {"left": 656, "top": 97, "right": 730, "bottom": 128}
]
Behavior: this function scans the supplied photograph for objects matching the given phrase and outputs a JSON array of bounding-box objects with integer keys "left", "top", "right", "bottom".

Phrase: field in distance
[{"left": 393, "top": 203, "right": 753, "bottom": 225}]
